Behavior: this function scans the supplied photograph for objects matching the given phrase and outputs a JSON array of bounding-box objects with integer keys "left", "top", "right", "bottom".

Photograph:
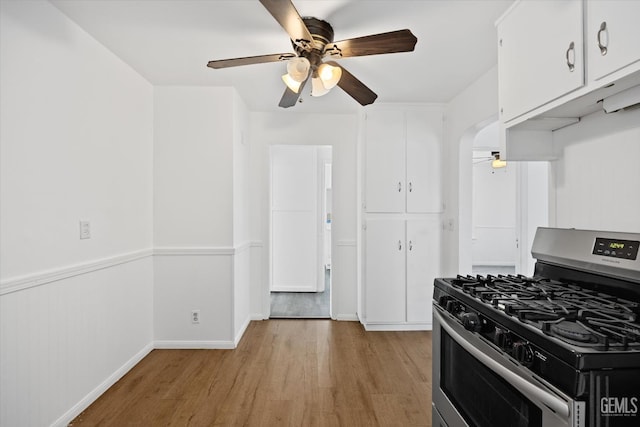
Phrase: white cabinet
[
  {"left": 406, "top": 220, "right": 439, "bottom": 323},
  {"left": 360, "top": 105, "right": 442, "bottom": 330},
  {"left": 406, "top": 109, "right": 442, "bottom": 213},
  {"left": 364, "top": 108, "right": 442, "bottom": 213},
  {"left": 364, "top": 219, "right": 406, "bottom": 323},
  {"left": 497, "top": 0, "right": 584, "bottom": 123},
  {"left": 586, "top": 1, "right": 640, "bottom": 82},
  {"left": 364, "top": 110, "right": 405, "bottom": 213},
  {"left": 365, "top": 219, "right": 438, "bottom": 325}
]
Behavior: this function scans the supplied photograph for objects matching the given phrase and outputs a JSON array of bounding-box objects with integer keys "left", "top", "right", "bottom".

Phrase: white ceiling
[{"left": 51, "top": 0, "right": 514, "bottom": 114}]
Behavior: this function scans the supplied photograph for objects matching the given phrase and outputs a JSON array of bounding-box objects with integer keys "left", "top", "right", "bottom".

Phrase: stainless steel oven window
[{"left": 441, "top": 329, "right": 542, "bottom": 427}]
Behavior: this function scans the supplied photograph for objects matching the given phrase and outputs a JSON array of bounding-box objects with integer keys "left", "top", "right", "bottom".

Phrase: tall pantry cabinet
[{"left": 359, "top": 106, "right": 443, "bottom": 330}]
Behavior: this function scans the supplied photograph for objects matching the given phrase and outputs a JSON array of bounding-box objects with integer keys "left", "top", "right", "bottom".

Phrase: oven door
[{"left": 432, "top": 307, "right": 585, "bottom": 427}]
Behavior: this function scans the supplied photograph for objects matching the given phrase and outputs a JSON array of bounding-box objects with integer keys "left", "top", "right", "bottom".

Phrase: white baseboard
[
  {"left": 363, "top": 323, "right": 433, "bottom": 331},
  {"left": 250, "top": 313, "right": 268, "bottom": 320},
  {"left": 334, "top": 314, "right": 359, "bottom": 321},
  {"left": 154, "top": 340, "right": 236, "bottom": 349},
  {"left": 234, "top": 317, "right": 251, "bottom": 347},
  {"left": 51, "top": 342, "right": 154, "bottom": 427}
]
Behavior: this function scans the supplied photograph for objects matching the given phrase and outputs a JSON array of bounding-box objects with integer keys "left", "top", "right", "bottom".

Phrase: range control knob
[
  {"left": 446, "top": 300, "right": 461, "bottom": 314},
  {"left": 460, "top": 312, "right": 481, "bottom": 332},
  {"left": 512, "top": 342, "right": 535, "bottom": 368},
  {"left": 493, "top": 328, "right": 512, "bottom": 349},
  {"left": 438, "top": 296, "right": 451, "bottom": 307}
]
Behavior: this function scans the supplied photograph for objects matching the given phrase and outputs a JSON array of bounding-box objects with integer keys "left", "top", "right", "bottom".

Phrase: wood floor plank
[{"left": 70, "top": 320, "right": 432, "bottom": 427}]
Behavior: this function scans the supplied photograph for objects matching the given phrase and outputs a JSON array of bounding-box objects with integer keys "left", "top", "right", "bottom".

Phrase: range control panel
[{"left": 593, "top": 238, "right": 639, "bottom": 261}]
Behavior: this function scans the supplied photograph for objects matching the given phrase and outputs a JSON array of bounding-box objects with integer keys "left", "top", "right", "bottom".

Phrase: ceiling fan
[{"left": 206, "top": 0, "right": 417, "bottom": 108}]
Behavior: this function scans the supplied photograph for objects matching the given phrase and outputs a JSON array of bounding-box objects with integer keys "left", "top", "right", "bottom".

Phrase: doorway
[
  {"left": 269, "top": 145, "right": 332, "bottom": 318},
  {"left": 463, "top": 120, "right": 549, "bottom": 276},
  {"left": 471, "top": 122, "right": 517, "bottom": 275}
]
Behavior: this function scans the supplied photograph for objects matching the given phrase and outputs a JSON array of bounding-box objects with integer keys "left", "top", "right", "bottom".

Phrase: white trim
[
  {"left": 335, "top": 314, "right": 359, "bottom": 321},
  {"left": 154, "top": 340, "right": 236, "bottom": 350},
  {"left": 51, "top": 342, "right": 154, "bottom": 427},
  {"left": 0, "top": 249, "right": 153, "bottom": 296},
  {"left": 363, "top": 323, "right": 433, "bottom": 331},
  {"left": 336, "top": 239, "right": 357, "bottom": 247},
  {"left": 251, "top": 313, "right": 268, "bottom": 320},
  {"left": 472, "top": 262, "right": 517, "bottom": 267},
  {"left": 234, "top": 241, "right": 251, "bottom": 254},
  {"left": 250, "top": 241, "right": 264, "bottom": 248},
  {"left": 153, "top": 247, "right": 235, "bottom": 256},
  {"left": 234, "top": 316, "right": 251, "bottom": 347},
  {"left": 0, "top": 245, "right": 253, "bottom": 295}
]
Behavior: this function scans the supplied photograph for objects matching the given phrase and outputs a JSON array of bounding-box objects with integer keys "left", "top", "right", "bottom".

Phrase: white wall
[
  {"left": 153, "top": 86, "right": 251, "bottom": 347},
  {"left": 443, "top": 66, "right": 500, "bottom": 275},
  {"left": 552, "top": 107, "right": 640, "bottom": 232},
  {"left": 249, "top": 113, "right": 358, "bottom": 320},
  {"left": 1, "top": 1, "right": 154, "bottom": 426},
  {"left": 153, "top": 87, "right": 234, "bottom": 248}
]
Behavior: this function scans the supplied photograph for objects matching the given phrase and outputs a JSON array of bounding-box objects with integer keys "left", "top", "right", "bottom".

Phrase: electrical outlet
[
  {"left": 79, "top": 220, "right": 91, "bottom": 239},
  {"left": 191, "top": 310, "right": 200, "bottom": 324}
]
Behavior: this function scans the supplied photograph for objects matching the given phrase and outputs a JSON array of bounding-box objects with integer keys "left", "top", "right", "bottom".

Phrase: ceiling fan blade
[
  {"left": 207, "top": 53, "right": 295, "bottom": 69},
  {"left": 326, "top": 61, "right": 378, "bottom": 106},
  {"left": 324, "top": 29, "right": 417, "bottom": 58},
  {"left": 278, "top": 76, "right": 309, "bottom": 108},
  {"left": 259, "top": 0, "right": 313, "bottom": 48}
]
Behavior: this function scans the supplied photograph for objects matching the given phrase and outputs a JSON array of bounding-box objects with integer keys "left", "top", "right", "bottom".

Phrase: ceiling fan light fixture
[
  {"left": 491, "top": 152, "right": 507, "bottom": 169},
  {"left": 311, "top": 77, "right": 330, "bottom": 97},
  {"left": 286, "top": 57, "right": 311, "bottom": 82},
  {"left": 282, "top": 73, "right": 303, "bottom": 93},
  {"left": 317, "top": 63, "right": 342, "bottom": 89}
]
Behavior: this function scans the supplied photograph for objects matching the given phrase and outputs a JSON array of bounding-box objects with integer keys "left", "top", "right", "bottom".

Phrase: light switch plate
[{"left": 80, "top": 220, "right": 91, "bottom": 239}]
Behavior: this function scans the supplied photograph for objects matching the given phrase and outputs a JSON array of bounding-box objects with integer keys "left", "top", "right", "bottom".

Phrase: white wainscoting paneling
[{"left": 0, "top": 255, "right": 154, "bottom": 427}]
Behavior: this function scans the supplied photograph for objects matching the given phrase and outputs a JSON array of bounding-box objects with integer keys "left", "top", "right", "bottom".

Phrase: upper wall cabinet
[
  {"left": 587, "top": 1, "right": 640, "bottom": 82},
  {"left": 497, "top": 0, "right": 584, "bottom": 123},
  {"left": 364, "top": 108, "right": 442, "bottom": 214},
  {"left": 497, "top": 0, "right": 640, "bottom": 160}
]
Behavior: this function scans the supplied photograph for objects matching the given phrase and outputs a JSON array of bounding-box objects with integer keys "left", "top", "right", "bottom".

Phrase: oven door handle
[{"left": 435, "top": 309, "right": 570, "bottom": 418}]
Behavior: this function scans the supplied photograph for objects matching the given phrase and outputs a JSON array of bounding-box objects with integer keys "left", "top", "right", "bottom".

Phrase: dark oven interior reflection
[{"left": 441, "top": 330, "right": 542, "bottom": 427}]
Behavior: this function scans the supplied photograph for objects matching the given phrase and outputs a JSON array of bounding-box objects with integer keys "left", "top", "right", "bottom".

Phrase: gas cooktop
[{"left": 445, "top": 274, "right": 640, "bottom": 351}]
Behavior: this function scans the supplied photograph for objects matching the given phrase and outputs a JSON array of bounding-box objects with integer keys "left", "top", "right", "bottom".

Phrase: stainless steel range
[{"left": 432, "top": 227, "right": 640, "bottom": 427}]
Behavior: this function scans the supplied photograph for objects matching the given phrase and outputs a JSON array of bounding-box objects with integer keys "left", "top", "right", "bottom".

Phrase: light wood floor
[{"left": 70, "top": 320, "right": 432, "bottom": 426}]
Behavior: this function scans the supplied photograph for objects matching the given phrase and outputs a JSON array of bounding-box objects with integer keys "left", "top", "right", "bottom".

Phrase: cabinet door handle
[
  {"left": 409, "top": 240, "right": 413, "bottom": 251},
  {"left": 398, "top": 181, "right": 402, "bottom": 192},
  {"left": 398, "top": 240, "right": 402, "bottom": 251},
  {"left": 597, "top": 21, "right": 608, "bottom": 56},
  {"left": 565, "top": 41, "right": 575, "bottom": 72},
  {"left": 409, "top": 182, "right": 413, "bottom": 193}
]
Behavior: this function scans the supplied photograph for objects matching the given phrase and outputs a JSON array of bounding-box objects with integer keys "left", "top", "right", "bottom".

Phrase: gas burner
[
  {"left": 547, "top": 320, "right": 595, "bottom": 343},
  {"left": 447, "top": 272, "right": 640, "bottom": 349}
]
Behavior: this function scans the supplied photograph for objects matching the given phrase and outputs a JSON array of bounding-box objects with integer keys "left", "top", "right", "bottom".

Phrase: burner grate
[{"left": 449, "top": 274, "right": 640, "bottom": 349}]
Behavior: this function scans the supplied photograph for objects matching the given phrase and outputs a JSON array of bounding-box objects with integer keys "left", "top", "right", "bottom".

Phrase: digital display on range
[{"left": 593, "top": 238, "right": 639, "bottom": 260}]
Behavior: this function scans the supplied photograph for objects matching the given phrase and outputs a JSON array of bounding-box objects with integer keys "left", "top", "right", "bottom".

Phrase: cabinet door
[
  {"left": 587, "top": 1, "right": 640, "bottom": 82},
  {"left": 365, "top": 110, "right": 405, "bottom": 213},
  {"left": 365, "top": 219, "right": 406, "bottom": 323},
  {"left": 498, "top": 0, "right": 584, "bottom": 122},
  {"left": 406, "top": 109, "right": 442, "bottom": 213},
  {"left": 406, "top": 220, "right": 439, "bottom": 323}
]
